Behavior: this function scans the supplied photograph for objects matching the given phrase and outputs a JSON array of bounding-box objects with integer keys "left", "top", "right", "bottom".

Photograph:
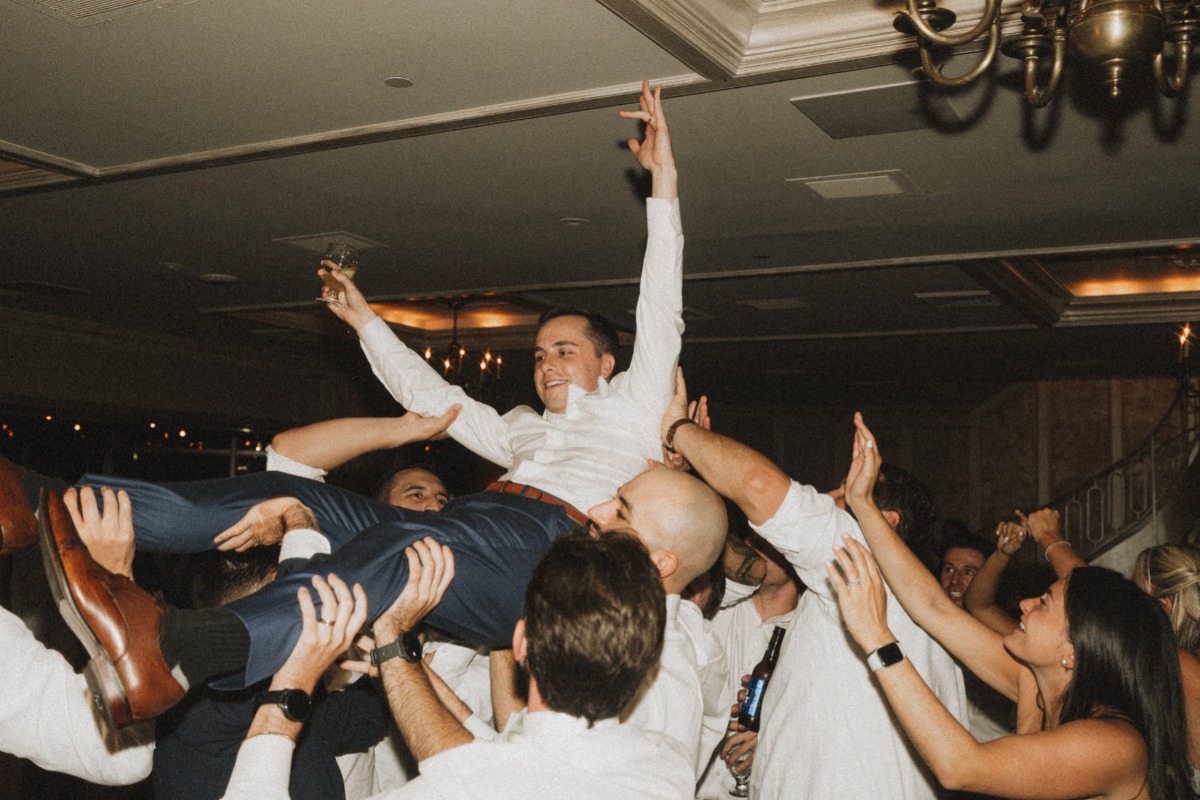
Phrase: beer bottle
[{"left": 737, "top": 626, "right": 786, "bottom": 731}]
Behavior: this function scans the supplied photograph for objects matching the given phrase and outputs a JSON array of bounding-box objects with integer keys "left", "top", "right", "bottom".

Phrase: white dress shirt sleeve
[
  {"left": 0, "top": 606, "right": 154, "bottom": 785},
  {"left": 264, "top": 444, "right": 327, "bottom": 482},
  {"left": 614, "top": 197, "right": 685, "bottom": 412},
  {"left": 358, "top": 316, "right": 516, "bottom": 469},
  {"left": 219, "top": 733, "right": 295, "bottom": 800},
  {"left": 751, "top": 481, "right": 862, "bottom": 600}
]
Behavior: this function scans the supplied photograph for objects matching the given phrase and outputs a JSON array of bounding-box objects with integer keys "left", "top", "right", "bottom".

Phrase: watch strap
[
  {"left": 370, "top": 630, "right": 422, "bottom": 666},
  {"left": 663, "top": 418, "right": 696, "bottom": 454},
  {"left": 255, "top": 688, "right": 312, "bottom": 723}
]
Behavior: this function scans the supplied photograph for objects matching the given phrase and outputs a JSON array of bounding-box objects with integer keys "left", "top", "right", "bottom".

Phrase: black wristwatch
[
  {"left": 370, "top": 630, "right": 423, "bottom": 666},
  {"left": 866, "top": 641, "right": 904, "bottom": 672},
  {"left": 255, "top": 688, "right": 312, "bottom": 723}
]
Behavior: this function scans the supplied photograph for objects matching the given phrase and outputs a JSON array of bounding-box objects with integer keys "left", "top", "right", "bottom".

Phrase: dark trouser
[{"left": 78, "top": 472, "right": 576, "bottom": 687}]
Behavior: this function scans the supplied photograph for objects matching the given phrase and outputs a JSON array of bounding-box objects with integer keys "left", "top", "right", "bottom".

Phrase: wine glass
[
  {"left": 729, "top": 751, "right": 752, "bottom": 797},
  {"left": 319, "top": 242, "right": 360, "bottom": 304}
]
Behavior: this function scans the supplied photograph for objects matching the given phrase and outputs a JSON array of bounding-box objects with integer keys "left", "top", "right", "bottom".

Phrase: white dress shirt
[
  {"left": 0, "top": 604, "right": 154, "bottom": 785},
  {"left": 695, "top": 595, "right": 794, "bottom": 800},
  {"left": 357, "top": 198, "right": 684, "bottom": 513},
  {"left": 222, "top": 709, "right": 693, "bottom": 800},
  {"left": 749, "top": 482, "right": 967, "bottom": 800},
  {"left": 623, "top": 594, "right": 728, "bottom": 781}
]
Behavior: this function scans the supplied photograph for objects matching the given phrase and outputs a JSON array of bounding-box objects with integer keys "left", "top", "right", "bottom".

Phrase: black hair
[
  {"left": 537, "top": 308, "right": 620, "bottom": 358},
  {"left": 1061, "top": 566, "right": 1192, "bottom": 800},
  {"left": 939, "top": 529, "right": 995, "bottom": 561},
  {"left": 372, "top": 463, "right": 448, "bottom": 504}
]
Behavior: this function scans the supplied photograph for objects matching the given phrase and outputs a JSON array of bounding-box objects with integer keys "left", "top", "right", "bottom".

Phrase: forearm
[
  {"left": 1042, "top": 538, "right": 1085, "bottom": 578},
  {"left": 964, "top": 551, "right": 1019, "bottom": 635},
  {"left": 670, "top": 422, "right": 790, "bottom": 525},
  {"left": 358, "top": 318, "right": 513, "bottom": 467},
  {"left": 381, "top": 658, "right": 473, "bottom": 761},
  {"left": 873, "top": 661, "right": 988, "bottom": 792},
  {"left": 489, "top": 649, "right": 525, "bottom": 732},
  {"left": 852, "top": 499, "right": 1020, "bottom": 699},
  {"left": 270, "top": 418, "right": 419, "bottom": 473}
]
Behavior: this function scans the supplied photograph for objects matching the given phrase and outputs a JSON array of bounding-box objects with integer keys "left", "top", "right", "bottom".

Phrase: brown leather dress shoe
[
  {"left": 38, "top": 489, "right": 186, "bottom": 730},
  {"left": 0, "top": 454, "right": 37, "bottom": 557}
]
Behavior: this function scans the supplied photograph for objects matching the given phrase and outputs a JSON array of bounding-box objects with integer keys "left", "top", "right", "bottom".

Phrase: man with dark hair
[
  {"left": 873, "top": 463, "right": 939, "bottom": 570},
  {"left": 534, "top": 307, "right": 621, "bottom": 367},
  {"left": 937, "top": 528, "right": 993, "bottom": 608},
  {"left": 660, "top": 375, "right": 966, "bottom": 800},
  {"left": 221, "top": 532, "right": 695, "bottom": 800}
]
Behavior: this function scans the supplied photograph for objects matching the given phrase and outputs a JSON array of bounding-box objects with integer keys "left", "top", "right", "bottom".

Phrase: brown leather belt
[{"left": 485, "top": 481, "right": 589, "bottom": 527}]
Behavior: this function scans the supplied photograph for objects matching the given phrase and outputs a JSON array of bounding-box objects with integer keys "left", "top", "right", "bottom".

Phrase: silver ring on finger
[{"left": 847, "top": 577, "right": 862, "bottom": 587}]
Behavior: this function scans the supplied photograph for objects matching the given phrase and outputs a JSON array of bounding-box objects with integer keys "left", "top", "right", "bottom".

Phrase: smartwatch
[
  {"left": 255, "top": 688, "right": 312, "bottom": 723},
  {"left": 866, "top": 641, "right": 904, "bottom": 672},
  {"left": 370, "top": 630, "right": 423, "bottom": 666}
]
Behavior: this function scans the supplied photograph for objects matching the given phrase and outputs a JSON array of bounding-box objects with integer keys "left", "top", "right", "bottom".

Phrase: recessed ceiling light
[
  {"left": 559, "top": 217, "right": 589, "bottom": 226},
  {"left": 384, "top": 76, "right": 414, "bottom": 89},
  {"left": 198, "top": 273, "right": 238, "bottom": 284},
  {"left": 159, "top": 261, "right": 186, "bottom": 270}
]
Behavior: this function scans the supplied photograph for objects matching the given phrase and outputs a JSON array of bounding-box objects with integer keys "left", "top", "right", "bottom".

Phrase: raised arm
[
  {"left": 1020, "top": 508, "right": 1085, "bottom": 578},
  {"left": 366, "top": 539, "right": 469, "bottom": 762},
  {"left": 221, "top": 574, "right": 369, "bottom": 800},
  {"left": 827, "top": 538, "right": 1149, "bottom": 800},
  {"left": 269, "top": 408, "right": 460, "bottom": 475},
  {"left": 962, "top": 522, "right": 1024, "bottom": 635},
  {"left": 616, "top": 82, "right": 685, "bottom": 411},
  {"left": 662, "top": 371, "right": 791, "bottom": 525},
  {"left": 845, "top": 414, "right": 1020, "bottom": 700},
  {"left": 320, "top": 269, "right": 515, "bottom": 470}
]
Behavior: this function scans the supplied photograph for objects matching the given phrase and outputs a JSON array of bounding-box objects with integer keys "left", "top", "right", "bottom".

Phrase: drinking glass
[
  {"left": 319, "top": 242, "right": 360, "bottom": 304},
  {"left": 729, "top": 752, "right": 751, "bottom": 797}
]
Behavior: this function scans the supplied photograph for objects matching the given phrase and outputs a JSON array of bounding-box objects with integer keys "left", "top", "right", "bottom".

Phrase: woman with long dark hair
[{"left": 830, "top": 414, "right": 1192, "bottom": 800}]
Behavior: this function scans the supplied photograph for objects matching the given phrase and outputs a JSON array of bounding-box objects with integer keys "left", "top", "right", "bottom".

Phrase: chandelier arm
[
  {"left": 1153, "top": 40, "right": 1192, "bottom": 97},
  {"left": 1023, "top": 32, "right": 1066, "bottom": 107},
  {"left": 899, "top": 0, "right": 1002, "bottom": 46},
  {"left": 918, "top": 17, "right": 1002, "bottom": 86}
]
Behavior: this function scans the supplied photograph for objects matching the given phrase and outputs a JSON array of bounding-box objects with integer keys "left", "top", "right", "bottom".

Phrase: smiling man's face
[{"left": 533, "top": 315, "right": 614, "bottom": 414}]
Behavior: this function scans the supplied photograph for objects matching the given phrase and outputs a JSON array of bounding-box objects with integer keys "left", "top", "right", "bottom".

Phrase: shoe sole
[{"left": 37, "top": 490, "right": 133, "bottom": 731}]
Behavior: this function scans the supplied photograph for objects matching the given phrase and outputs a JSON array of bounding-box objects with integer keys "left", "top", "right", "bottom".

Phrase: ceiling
[{"left": 2, "top": 0, "right": 1199, "bottom": 423}]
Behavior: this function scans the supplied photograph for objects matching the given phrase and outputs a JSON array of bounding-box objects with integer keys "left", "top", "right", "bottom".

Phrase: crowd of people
[{"left": 1, "top": 80, "right": 1199, "bottom": 800}]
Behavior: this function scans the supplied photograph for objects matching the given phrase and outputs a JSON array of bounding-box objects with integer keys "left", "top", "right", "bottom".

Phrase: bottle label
[{"left": 743, "top": 677, "right": 767, "bottom": 720}]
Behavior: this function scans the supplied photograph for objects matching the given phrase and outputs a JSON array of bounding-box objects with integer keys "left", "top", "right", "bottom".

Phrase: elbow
[{"left": 743, "top": 467, "right": 790, "bottom": 523}]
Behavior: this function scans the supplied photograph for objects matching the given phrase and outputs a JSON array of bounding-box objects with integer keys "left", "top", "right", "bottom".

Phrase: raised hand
[
  {"left": 619, "top": 80, "right": 678, "bottom": 201},
  {"left": 372, "top": 537, "right": 455, "bottom": 642},
  {"left": 995, "top": 520, "right": 1027, "bottom": 557},
  {"left": 66, "top": 486, "right": 135, "bottom": 579},
  {"left": 826, "top": 535, "right": 894, "bottom": 655},
  {"left": 213, "top": 496, "right": 316, "bottom": 552},
  {"left": 1017, "top": 508, "right": 1060, "bottom": 547},
  {"left": 274, "top": 574, "right": 369, "bottom": 693},
  {"left": 399, "top": 405, "right": 461, "bottom": 443},
  {"left": 844, "top": 412, "right": 881, "bottom": 512},
  {"left": 319, "top": 263, "right": 378, "bottom": 331}
]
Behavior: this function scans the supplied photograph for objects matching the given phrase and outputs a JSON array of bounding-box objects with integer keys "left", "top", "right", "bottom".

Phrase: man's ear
[
  {"left": 600, "top": 353, "right": 616, "bottom": 380},
  {"left": 651, "top": 549, "right": 678, "bottom": 582},
  {"left": 882, "top": 509, "right": 901, "bottom": 531},
  {"left": 512, "top": 619, "right": 528, "bottom": 662}
]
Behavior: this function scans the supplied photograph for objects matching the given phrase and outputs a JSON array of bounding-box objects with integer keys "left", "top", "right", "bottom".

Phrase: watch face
[
  {"left": 280, "top": 690, "right": 311, "bottom": 722},
  {"left": 401, "top": 631, "right": 423, "bottom": 662}
]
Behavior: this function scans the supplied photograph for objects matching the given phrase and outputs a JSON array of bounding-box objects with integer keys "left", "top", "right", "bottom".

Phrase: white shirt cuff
[
  {"left": 222, "top": 734, "right": 294, "bottom": 798},
  {"left": 279, "top": 529, "right": 330, "bottom": 563},
  {"left": 264, "top": 446, "right": 327, "bottom": 482},
  {"left": 464, "top": 714, "right": 498, "bottom": 741}
]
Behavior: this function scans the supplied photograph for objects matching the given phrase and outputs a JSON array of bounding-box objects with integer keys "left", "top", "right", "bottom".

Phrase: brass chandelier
[{"left": 893, "top": 0, "right": 1198, "bottom": 106}]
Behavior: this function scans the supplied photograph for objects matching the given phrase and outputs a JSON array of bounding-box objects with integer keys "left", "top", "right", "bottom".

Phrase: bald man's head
[{"left": 587, "top": 469, "right": 728, "bottom": 595}]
